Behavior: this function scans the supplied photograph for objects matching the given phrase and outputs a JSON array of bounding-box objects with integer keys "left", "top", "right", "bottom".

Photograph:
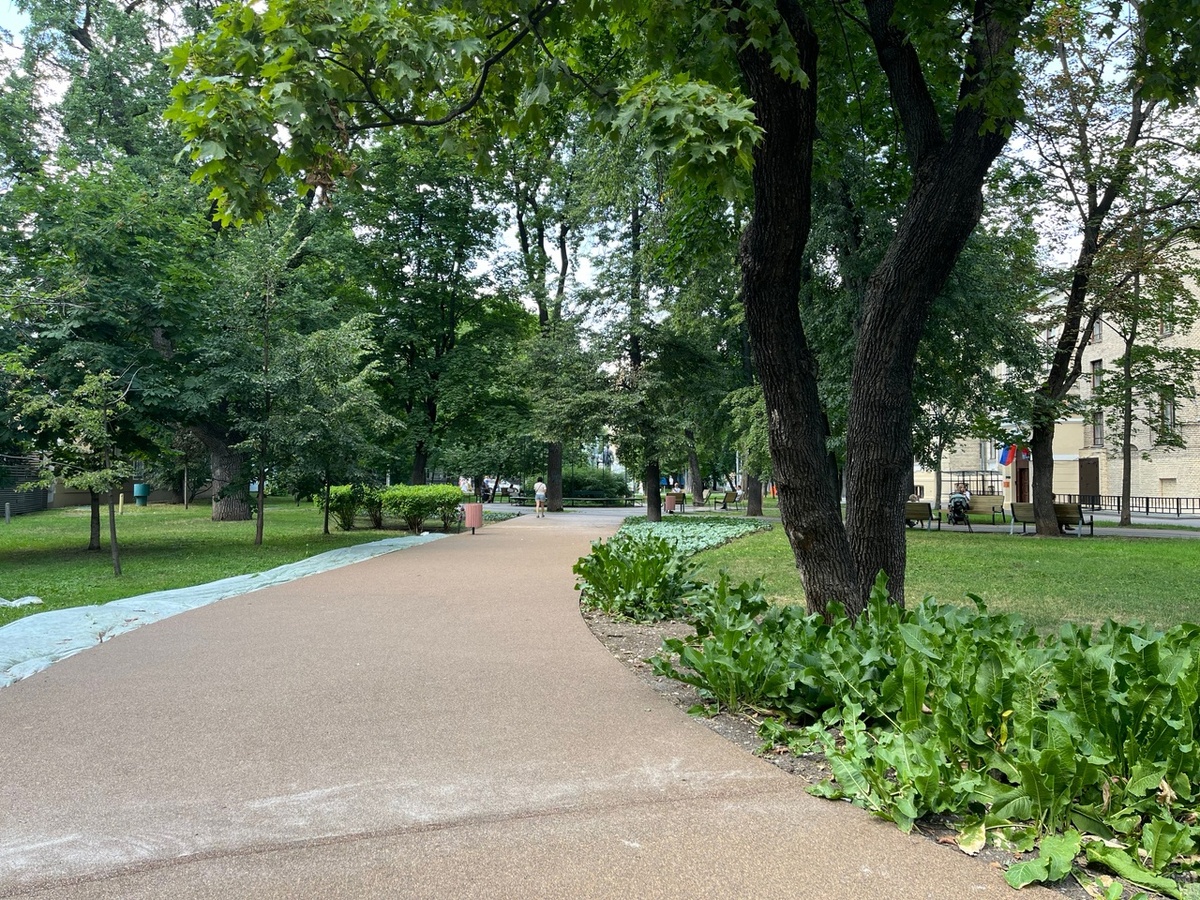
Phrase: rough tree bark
[
  {"left": 732, "top": 3, "right": 859, "bottom": 618},
  {"left": 409, "top": 441, "right": 429, "bottom": 485},
  {"left": 194, "top": 428, "right": 251, "bottom": 521},
  {"left": 745, "top": 473, "right": 763, "bottom": 517},
  {"left": 644, "top": 459, "right": 662, "bottom": 524},
  {"left": 547, "top": 442, "right": 564, "bottom": 512},
  {"left": 845, "top": 157, "right": 1009, "bottom": 602},
  {"left": 732, "top": 0, "right": 1026, "bottom": 615},
  {"left": 88, "top": 490, "right": 101, "bottom": 551}
]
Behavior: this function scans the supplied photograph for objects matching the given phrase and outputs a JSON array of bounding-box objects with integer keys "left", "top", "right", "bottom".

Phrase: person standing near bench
[{"left": 534, "top": 478, "right": 547, "bottom": 518}]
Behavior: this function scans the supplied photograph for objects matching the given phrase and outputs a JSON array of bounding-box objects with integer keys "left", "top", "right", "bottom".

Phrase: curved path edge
[{"left": 0, "top": 509, "right": 1052, "bottom": 899}]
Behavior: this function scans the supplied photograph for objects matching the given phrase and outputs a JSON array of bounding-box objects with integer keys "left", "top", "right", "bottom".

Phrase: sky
[{"left": 0, "top": 1, "right": 26, "bottom": 51}]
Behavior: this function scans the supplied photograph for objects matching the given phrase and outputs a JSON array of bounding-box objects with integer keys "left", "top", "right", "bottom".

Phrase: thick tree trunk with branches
[
  {"left": 733, "top": 0, "right": 1026, "bottom": 615},
  {"left": 546, "top": 441, "right": 564, "bottom": 512},
  {"left": 733, "top": 4, "right": 859, "bottom": 618},
  {"left": 194, "top": 428, "right": 251, "bottom": 522}
]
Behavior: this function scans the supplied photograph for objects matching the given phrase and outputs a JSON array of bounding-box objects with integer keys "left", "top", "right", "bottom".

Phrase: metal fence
[
  {"left": 0, "top": 455, "right": 48, "bottom": 516},
  {"left": 1055, "top": 494, "right": 1200, "bottom": 518}
]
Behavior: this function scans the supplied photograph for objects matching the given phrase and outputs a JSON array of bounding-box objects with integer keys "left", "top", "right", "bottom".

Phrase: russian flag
[{"left": 998, "top": 444, "right": 1017, "bottom": 466}]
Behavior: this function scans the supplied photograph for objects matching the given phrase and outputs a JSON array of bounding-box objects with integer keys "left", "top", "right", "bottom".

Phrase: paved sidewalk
[{"left": 0, "top": 509, "right": 1049, "bottom": 899}]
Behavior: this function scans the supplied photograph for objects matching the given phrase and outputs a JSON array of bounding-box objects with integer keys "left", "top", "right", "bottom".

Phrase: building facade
[{"left": 914, "top": 317, "right": 1200, "bottom": 507}]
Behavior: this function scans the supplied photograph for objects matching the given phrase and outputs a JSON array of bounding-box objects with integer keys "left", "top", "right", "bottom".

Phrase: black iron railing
[{"left": 1055, "top": 494, "right": 1200, "bottom": 518}]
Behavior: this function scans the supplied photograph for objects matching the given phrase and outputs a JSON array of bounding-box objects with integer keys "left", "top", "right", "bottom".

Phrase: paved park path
[{"left": 0, "top": 509, "right": 1051, "bottom": 899}]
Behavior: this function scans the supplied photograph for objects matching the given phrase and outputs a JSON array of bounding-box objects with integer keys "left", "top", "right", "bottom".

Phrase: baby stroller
[{"left": 947, "top": 491, "right": 972, "bottom": 531}]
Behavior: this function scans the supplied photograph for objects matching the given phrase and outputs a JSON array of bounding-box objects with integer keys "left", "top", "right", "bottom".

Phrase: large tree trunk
[
  {"left": 644, "top": 460, "right": 662, "bottom": 523},
  {"left": 1029, "top": 423, "right": 1057, "bottom": 533},
  {"left": 209, "top": 442, "right": 250, "bottom": 521},
  {"left": 733, "top": 7, "right": 859, "bottom": 619},
  {"left": 745, "top": 473, "right": 763, "bottom": 517},
  {"left": 840, "top": 1, "right": 1022, "bottom": 607},
  {"left": 685, "top": 429, "right": 703, "bottom": 506},
  {"left": 88, "top": 490, "right": 101, "bottom": 551},
  {"left": 410, "top": 442, "right": 428, "bottom": 485},
  {"left": 733, "top": 0, "right": 1024, "bottom": 615},
  {"left": 547, "top": 442, "right": 564, "bottom": 512}
]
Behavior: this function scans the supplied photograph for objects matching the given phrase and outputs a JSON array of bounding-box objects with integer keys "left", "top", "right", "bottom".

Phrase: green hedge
[
  {"left": 524, "top": 467, "right": 630, "bottom": 498},
  {"left": 323, "top": 485, "right": 362, "bottom": 531},
  {"left": 381, "top": 484, "right": 465, "bottom": 533}
]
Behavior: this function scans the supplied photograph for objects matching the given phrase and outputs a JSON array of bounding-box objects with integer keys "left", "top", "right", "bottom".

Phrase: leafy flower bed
[
  {"left": 617, "top": 515, "right": 771, "bottom": 555},
  {"left": 650, "top": 575, "right": 1200, "bottom": 897},
  {"left": 572, "top": 516, "right": 769, "bottom": 623}
]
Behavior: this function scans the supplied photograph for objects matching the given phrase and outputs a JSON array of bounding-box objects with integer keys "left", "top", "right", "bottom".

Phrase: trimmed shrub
[
  {"left": 322, "top": 485, "right": 362, "bottom": 531},
  {"left": 362, "top": 486, "right": 384, "bottom": 529},
  {"left": 381, "top": 484, "right": 465, "bottom": 533},
  {"left": 561, "top": 466, "right": 631, "bottom": 498}
]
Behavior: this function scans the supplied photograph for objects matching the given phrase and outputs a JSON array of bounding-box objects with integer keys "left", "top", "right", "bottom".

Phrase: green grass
[
  {"left": 0, "top": 500, "right": 420, "bottom": 628},
  {"left": 694, "top": 527, "right": 1200, "bottom": 631}
]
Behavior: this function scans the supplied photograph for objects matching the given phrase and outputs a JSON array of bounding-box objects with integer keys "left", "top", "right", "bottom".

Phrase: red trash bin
[
  {"left": 464, "top": 502, "right": 484, "bottom": 534},
  {"left": 664, "top": 494, "right": 677, "bottom": 513}
]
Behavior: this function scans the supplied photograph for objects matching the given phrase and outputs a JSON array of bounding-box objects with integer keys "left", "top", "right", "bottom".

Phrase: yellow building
[{"left": 913, "top": 316, "right": 1199, "bottom": 511}]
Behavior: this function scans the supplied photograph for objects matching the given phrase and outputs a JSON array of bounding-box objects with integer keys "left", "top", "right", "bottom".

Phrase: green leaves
[
  {"left": 653, "top": 573, "right": 1200, "bottom": 892},
  {"left": 1004, "top": 830, "right": 1081, "bottom": 888},
  {"left": 573, "top": 532, "right": 700, "bottom": 622},
  {"left": 380, "top": 484, "right": 464, "bottom": 533},
  {"left": 617, "top": 515, "right": 770, "bottom": 556},
  {"left": 611, "top": 73, "right": 760, "bottom": 197}
]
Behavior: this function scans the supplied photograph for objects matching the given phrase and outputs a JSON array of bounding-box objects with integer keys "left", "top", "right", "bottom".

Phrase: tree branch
[{"left": 862, "top": 0, "right": 944, "bottom": 168}]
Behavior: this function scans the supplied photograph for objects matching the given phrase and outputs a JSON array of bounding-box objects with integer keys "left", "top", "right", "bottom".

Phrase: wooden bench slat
[
  {"left": 905, "top": 501, "right": 941, "bottom": 531},
  {"left": 1009, "top": 502, "right": 1093, "bottom": 536}
]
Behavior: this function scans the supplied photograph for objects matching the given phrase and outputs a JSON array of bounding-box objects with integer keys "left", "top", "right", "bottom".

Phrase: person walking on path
[{"left": 534, "top": 477, "right": 548, "bottom": 518}]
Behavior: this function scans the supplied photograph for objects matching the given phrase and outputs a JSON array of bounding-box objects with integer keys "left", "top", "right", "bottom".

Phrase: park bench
[
  {"left": 663, "top": 491, "right": 687, "bottom": 513},
  {"left": 511, "top": 493, "right": 635, "bottom": 508},
  {"left": 1009, "top": 502, "right": 1094, "bottom": 536},
  {"left": 562, "top": 496, "right": 637, "bottom": 507},
  {"left": 970, "top": 494, "right": 1007, "bottom": 524},
  {"left": 711, "top": 490, "right": 740, "bottom": 511},
  {"left": 905, "top": 501, "right": 941, "bottom": 530}
]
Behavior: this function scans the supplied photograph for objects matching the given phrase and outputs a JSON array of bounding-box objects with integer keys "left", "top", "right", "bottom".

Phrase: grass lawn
[
  {"left": 0, "top": 500, "right": 416, "bottom": 628},
  {"left": 693, "top": 526, "right": 1200, "bottom": 631}
]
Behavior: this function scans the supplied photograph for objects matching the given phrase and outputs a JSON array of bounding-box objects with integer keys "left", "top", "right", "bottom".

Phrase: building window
[
  {"left": 1159, "top": 319, "right": 1175, "bottom": 336},
  {"left": 1092, "top": 412, "right": 1105, "bottom": 447},
  {"left": 1162, "top": 386, "right": 1177, "bottom": 430},
  {"left": 1089, "top": 320, "right": 1102, "bottom": 343},
  {"left": 1091, "top": 360, "right": 1103, "bottom": 390},
  {"left": 1161, "top": 478, "right": 1178, "bottom": 498}
]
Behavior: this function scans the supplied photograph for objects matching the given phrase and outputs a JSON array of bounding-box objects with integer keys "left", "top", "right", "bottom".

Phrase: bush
[
  {"left": 572, "top": 533, "right": 699, "bottom": 621},
  {"left": 561, "top": 466, "right": 631, "bottom": 498},
  {"left": 322, "top": 485, "right": 363, "bottom": 531},
  {"left": 381, "top": 484, "right": 465, "bottom": 533},
  {"left": 362, "top": 486, "right": 384, "bottom": 529}
]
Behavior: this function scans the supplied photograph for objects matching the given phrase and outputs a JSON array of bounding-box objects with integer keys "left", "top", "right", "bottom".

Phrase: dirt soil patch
[{"left": 583, "top": 609, "right": 1104, "bottom": 900}]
